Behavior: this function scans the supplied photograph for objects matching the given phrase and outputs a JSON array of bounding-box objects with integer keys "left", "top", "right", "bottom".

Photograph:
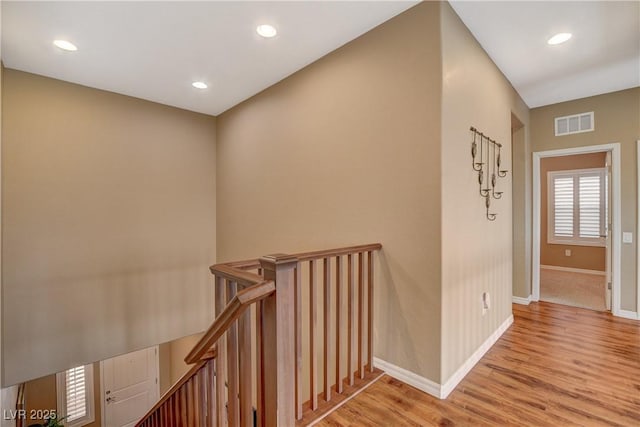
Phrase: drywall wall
[
  {"left": 23, "top": 362, "right": 101, "bottom": 427},
  {"left": 169, "top": 333, "right": 203, "bottom": 384},
  {"left": 530, "top": 88, "right": 639, "bottom": 312},
  {"left": 217, "top": 1, "right": 443, "bottom": 384},
  {"left": 440, "top": 2, "right": 529, "bottom": 382},
  {"left": 2, "top": 70, "right": 217, "bottom": 386},
  {"left": 540, "top": 153, "right": 606, "bottom": 271}
]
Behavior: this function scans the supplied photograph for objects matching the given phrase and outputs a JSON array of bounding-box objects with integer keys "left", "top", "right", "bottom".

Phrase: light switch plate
[{"left": 623, "top": 232, "right": 633, "bottom": 244}]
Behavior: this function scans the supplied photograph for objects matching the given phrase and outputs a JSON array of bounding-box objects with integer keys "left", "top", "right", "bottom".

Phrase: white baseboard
[
  {"left": 512, "top": 295, "right": 532, "bottom": 305},
  {"left": 541, "top": 265, "right": 606, "bottom": 276},
  {"left": 615, "top": 309, "right": 639, "bottom": 321},
  {"left": 441, "top": 314, "right": 514, "bottom": 398},
  {"left": 373, "top": 357, "right": 441, "bottom": 398},
  {"left": 374, "top": 314, "right": 514, "bottom": 400}
]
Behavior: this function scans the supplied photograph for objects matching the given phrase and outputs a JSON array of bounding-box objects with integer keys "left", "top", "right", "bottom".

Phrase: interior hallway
[{"left": 318, "top": 302, "right": 640, "bottom": 426}]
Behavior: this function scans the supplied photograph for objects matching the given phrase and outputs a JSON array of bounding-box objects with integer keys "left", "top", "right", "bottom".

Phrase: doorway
[
  {"left": 100, "top": 346, "right": 159, "bottom": 427},
  {"left": 532, "top": 144, "right": 621, "bottom": 315}
]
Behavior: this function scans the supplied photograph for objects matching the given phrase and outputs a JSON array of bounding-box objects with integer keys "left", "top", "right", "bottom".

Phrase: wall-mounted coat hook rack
[{"left": 470, "top": 126, "right": 508, "bottom": 221}]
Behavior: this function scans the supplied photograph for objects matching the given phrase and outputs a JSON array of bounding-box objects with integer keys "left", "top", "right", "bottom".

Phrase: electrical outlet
[
  {"left": 482, "top": 292, "right": 490, "bottom": 315},
  {"left": 565, "top": 249, "right": 572, "bottom": 256}
]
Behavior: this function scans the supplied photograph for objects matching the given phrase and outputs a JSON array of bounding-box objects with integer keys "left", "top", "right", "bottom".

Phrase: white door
[
  {"left": 102, "top": 347, "right": 159, "bottom": 427},
  {"left": 605, "top": 151, "right": 612, "bottom": 310}
]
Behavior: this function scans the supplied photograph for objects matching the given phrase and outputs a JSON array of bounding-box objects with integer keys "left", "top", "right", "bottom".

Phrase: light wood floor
[{"left": 318, "top": 302, "right": 640, "bottom": 426}]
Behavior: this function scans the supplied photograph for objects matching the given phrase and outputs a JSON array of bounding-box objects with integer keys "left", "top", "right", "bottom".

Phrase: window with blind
[
  {"left": 56, "top": 364, "right": 95, "bottom": 427},
  {"left": 548, "top": 168, "right": 607, "bottom": 246}
]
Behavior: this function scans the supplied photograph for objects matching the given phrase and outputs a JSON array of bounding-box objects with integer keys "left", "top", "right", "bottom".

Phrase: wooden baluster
[
  {"left": 335, "top": 255, "right": 343, "bottom": 393},
  {"left": 175, "top": 392, "right": 181, "bottom": 427},
  {"left": 199, "top": 369, "right": 206, "bottom": 427},
  {"left": 194, "top": 376, "right": 202, "bottom": 427},
  {"left": 256, "top": 302, "right": 265, "bottom": 427},
  {"left": 260, "top": 254, "right": 297, "bottom": 426},
  {"left": 215, "top": 275, "right": 227, "bottom": 427},
  {"left": 323, "top": 257, "right": 332, "bottom": 402},
  {"left": 358, "top": 252, "right": 365, "bottom": 379},
  {"left": 185, "top": 378, "right": 197, "bottom": 427},
  {"left": 294, "top": 264, "right": 303, "bottom": 419},
  {"left": 347, "top": 254, "right": 355, "bottom": 386},
  {"left": 367, "top": 251, "right": 374, "bottom": 372},
  {"left": 180, "top": 385, "right": 188, "bottom": 426},
  {"left": 309, "top": 259, "right": 318, "bottom": 410},
  {"left": 238, "top": 307, "right": 253, "bottom": 426},
  {"left": 227, "top": 280, "right": 240, "bottom": 427},
  {"left": 162, "top": 399, "right": 167, "bottom": 426}
]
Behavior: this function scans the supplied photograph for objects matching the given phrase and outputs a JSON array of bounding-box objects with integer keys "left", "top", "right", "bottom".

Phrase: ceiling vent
[{"left": 555, "top": 112, "right": 594, "bottom": 136}]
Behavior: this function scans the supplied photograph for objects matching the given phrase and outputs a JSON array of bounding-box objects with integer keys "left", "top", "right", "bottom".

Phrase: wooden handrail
[
  {"left": 211, "top": 244, "right": 383, "bottom": 282},
  {"left": 185, "top": 280, "right": 275, "bottom": 364},
  {"left": 138, "top": 243, "right": 382, "bottom": 427},
  {"left": 294, "top": 243, "right": 382, "bottom": 261},
  {"left": 209, "top": 263, "right": 264, "bottom": 287}
]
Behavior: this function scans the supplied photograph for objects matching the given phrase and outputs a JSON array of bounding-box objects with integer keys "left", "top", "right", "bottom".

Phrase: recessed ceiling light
[
  {"left": 547, "top": 33, "right": 572, "bottom": 45},
  {"left": 53, "top": 39, "right": 78, "bottom": 51},
  {"left": 256, "top": 24, "right": 277, "bottom": 38},
  {"left": 192, "top": 81, "right": 208, "bottom": 89}
]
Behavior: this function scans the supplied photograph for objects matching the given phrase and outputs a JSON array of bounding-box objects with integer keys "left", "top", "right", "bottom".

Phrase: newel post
[{"left": 259, "top": 254, "right": 297, "bottom": 426}]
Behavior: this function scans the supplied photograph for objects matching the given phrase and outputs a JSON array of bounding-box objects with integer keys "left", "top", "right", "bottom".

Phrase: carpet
[{"left": 540, "top": 268, "right": 607, "bottom": 312}]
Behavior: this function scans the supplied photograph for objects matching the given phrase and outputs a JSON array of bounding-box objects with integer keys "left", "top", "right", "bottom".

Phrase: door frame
[
  {"left": 99, "top": 346, "right": 160, "bottom": 427},
  {"left": 636, "top": 140, "right": 640, "bottom": 319},
  {"left": 532, "top": 143, "right": 622, "bottom": 315}
]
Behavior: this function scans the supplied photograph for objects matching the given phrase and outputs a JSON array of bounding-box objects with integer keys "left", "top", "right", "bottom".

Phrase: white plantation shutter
[
  {"left": 553, "top": 177, "right": 574, "bottom": 237},
  {"left": 65, "top": 367, "right": 87, "bottom": 421},
  {"left": 548, "top": 168, "right": 606, "bottom": 246},
  {"left": 57, "top": 364, "right": 95, "bottom": 427},
  {"left": 579, "top": 175, "right": 602, "bottom": 238}
]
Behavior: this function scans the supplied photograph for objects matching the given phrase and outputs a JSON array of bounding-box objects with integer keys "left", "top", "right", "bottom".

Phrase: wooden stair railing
[{"left": 136, "top": 244, "right": 381, "bottom": 427}]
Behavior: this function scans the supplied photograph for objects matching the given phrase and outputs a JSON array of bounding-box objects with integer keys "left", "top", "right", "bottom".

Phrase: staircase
[{"left": 135, "top": 243, "right": 382, "bottom": 427}]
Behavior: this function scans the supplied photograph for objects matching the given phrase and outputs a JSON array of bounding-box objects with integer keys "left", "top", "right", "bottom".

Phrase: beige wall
[
  {"left": 217, "top": 2, "right": 443, "bottom": 383},
  {"left": 168, "top": 333, "right": 203, "bottom": 384},
  {"left": 530, "top": 88, "right": 639, "bottom": 311},
  {"left": 2, "top": 70, "right": 217, "bottom": 386},
  {"left": 23, "top": 362, "right": 101, "bottom": 427},
  {"left": 440, "top": 3, "right": 530, "bottom": 382},
  {"left": 540, "top": 153, "right": 606, "bottom": 271}
]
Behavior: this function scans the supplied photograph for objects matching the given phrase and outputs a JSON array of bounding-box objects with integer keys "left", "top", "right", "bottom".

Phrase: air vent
[{"left": 555, "top": 112, "right": 594, "bottom": 136}]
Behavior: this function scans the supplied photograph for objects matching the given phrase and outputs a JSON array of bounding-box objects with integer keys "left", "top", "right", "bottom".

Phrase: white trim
[
  {"left": 533, "top": 144, "right": 622, "bottom": 317},
  {"left": 617, "top": 310, "right": 639, "bottom": 321},
  {"left": 373, "top": 357, "right": 441, "bottom": 399},
  {"left": 307, "top": 371, "right": 385, "bottom": 426},
  {"left": 440, "top": 314, "right": 513, "bottom": 398},
  {"left": 637, "top": 140, "right": 640, "bottom": 316},
  {"left": 541, "top": 265, "right": 606, "bottom": 276},
  {"left": 512, "top": 295, "right": 532, "bottom": 305},
  {"left": 374, "top": 315, "right": 514, "bottom": 400}
]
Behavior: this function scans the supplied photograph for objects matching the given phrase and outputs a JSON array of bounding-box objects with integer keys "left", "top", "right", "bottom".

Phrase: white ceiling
[
  {"left": 2, "top": 2, "right": 638, "bottom": 114},
  {"left": 449, "top": 1, "right": 640, "bottom": 108},
  {"left": 1, "top": 1, "right": 418, "bottom": 116}
]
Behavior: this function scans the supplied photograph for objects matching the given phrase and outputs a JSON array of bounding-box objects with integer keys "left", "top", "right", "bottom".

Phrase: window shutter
[
  {"left": 553, "top": 177, "right": 574, "bottom": 237},
  {"left": 57, "top": 364, "right": 94, "bottom": 427},
  {"left": 578, "top": 175, "right": 601, "bottom": 238},
  {"left": 65, "top": 366, "right": 88, "bottom": 422}
]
